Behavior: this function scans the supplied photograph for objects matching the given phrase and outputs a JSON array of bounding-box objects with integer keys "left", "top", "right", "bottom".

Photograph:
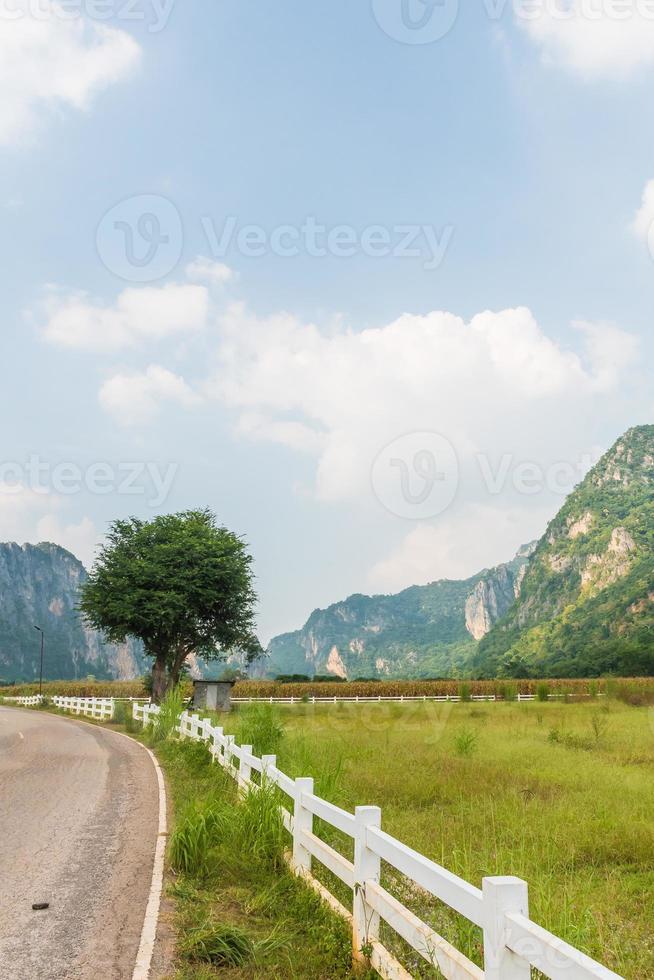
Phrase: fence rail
[
  {"left": 2, "top": 695, "right": 44, "bottom": 706},
  {"left": 1, "top": 694, "right": 150, "bottom": 718},
  {"left": 232, "top": 693, "right": 603, "bottom": 705},
  {"left": 132, "top": 700, "right": 623, "bottom": 980}
]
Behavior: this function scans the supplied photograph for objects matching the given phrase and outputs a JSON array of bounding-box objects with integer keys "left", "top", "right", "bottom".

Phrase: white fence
[
  {"left": 233, "top": 693, "right": 605, "bottom": 705},
  {"left": 52, "top": 696, "right": 116, "bottom": 719},
  {"left": 133, "top": 701, "right": 623, "bottom": 980},
  {"left": 2, "top": 695, "right": 44, "bottom": 706},
  {"left": 2, "top": 695, "right": 151, "bottom": 717}
]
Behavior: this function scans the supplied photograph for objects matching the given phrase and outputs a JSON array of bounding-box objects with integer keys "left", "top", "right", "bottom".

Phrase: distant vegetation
[
  {"left": 475, "top": 425, "right": 654, "bottom": 678},
  {"left": 5, "top": 676, "right": 654, "bottom": 704}
]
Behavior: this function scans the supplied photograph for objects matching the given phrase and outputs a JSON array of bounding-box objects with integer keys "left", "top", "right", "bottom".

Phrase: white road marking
[{"left": 132, "top": 743, "right": 167, "bottom": 980}]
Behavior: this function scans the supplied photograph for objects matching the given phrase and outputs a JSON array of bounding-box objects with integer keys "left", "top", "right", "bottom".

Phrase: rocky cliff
[
  {"left": 0, "top": 543, "right": 146, "bottom": 683},
  {"left": 474, "top": 425, "right": 654, "bottom": 678},
  {"left": 265, "top": 545, "right": 535, "bottom": 679}
]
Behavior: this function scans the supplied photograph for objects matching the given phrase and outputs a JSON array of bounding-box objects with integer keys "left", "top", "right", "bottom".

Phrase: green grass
[
  {"left": 158, "top": 737, "right": 361, "bottom": 979},
  {"left": 218, "top": 699, "right": 654, "bottom": 978}
]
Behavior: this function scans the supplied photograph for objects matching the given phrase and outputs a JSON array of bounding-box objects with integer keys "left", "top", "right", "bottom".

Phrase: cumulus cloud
[
  {"left": 35, "top": 514, "right": 100, "bottom": 568},
  {"left": 367, "top": 503, "right": 556, "bottom": 595},
  {"left": 99, "top": 364, "right": 199, "bottom": 426},
  {"left": 0, "top": 482, "right": 98, "bottom": 563},
  {"left": 516, "top": 1, "right": 654, "bottom": 78},
  {"left": 0, "top": 481, "right": 53, "bottom": 532},
  {"left": 185, "top": 256, "right": 234, "bottom": 285},
  {"left": 208, "top": 303, "right": 639, "bottom": 504},
  {"left": 41, "top": 282, "right": 210, "bottom": 352},
  {"left": 0, "top": 0, "right": 140, "bottom": 146},
  {"left": 632, "top": 179, "right": 654, "bottom": 242},
  {"left": 573, "top": 320, "right": 641, "bottom": 389}
]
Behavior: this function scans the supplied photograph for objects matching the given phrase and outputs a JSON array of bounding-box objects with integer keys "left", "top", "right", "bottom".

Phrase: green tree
[{"left": 79, "top": 510, "right": 261, "bottom": 701}]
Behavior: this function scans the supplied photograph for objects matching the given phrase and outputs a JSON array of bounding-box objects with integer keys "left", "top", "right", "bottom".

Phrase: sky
[{"left": 0, "top": 0, "right": 653, "bottom": 643}]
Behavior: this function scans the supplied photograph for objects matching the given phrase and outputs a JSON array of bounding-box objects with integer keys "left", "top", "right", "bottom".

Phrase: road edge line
[{"left": 131, "top": 741, "right": 167, "bottom": 980}]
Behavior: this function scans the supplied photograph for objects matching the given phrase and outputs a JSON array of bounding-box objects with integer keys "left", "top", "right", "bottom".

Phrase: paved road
[{"left": 0, "top": 707, "right": 160, "bottom": 980}]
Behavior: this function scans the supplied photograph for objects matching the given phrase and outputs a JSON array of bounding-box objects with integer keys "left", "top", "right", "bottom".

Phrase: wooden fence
[{"left": 133, "top": 701, "right": 623, "bottom": 980}]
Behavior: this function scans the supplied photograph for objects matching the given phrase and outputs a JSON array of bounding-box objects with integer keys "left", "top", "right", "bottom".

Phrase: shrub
[
  {"left": 589, "top": 712, "right": 609, "bottom": 742},
  {"left": 458, "top": 682, "right": 472, "bottom": 703},
  {"left": 169, "top": 803, "right": 222, "bottom": 876},
  {"left": 180, "top": 923, "right": 255, "bottom": 966},
  {"left": 453, "top": 728, "right": 479, "bottom": 757},
  {"left": 232, "top": 703, "right": 285, "bottom": 756},
  {"left": 150, "top": 686, "right": 186, "bottom": 743}
]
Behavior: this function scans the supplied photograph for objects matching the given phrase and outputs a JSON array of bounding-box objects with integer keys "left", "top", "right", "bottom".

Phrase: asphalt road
[{"left": 0, "top": 707, "right": 161, "bottom": 980}]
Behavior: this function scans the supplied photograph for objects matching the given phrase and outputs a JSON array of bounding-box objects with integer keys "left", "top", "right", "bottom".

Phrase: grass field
[{"left": 220, "top": 698, "right": 654, "bottom": 978}]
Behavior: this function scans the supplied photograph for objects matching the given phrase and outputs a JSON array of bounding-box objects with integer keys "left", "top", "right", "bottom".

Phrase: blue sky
[{"left": 0, "top": 0, "right": 653, "bottom": 642}]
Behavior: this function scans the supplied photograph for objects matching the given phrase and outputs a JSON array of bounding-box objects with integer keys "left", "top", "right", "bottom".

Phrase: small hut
[{"left": 192, "top": 679, "right": 236, "bottom": 713}]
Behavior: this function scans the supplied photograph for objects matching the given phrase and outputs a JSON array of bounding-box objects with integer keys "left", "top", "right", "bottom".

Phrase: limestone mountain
[
  {"left": 474, "top": 425, "right": 654, "bottom": 678},
  {"left": 265, "top": 544, "right": 535, "bottom": 680},
  {"left": 0, "top": 542, "right": 146, "bottom": 684}
]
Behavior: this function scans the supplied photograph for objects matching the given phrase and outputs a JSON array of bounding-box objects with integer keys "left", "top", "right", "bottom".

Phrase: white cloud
[
  {"left": 632, "top": 179, "right": 654, "bottom": 243},
  {"left": 42, "top": 282, "right": 210, "bottom": 352},
  {"left": 0, "top": 0, "right": 140, "bottom": 146},
  {"left": 208, "top": 303, "right": 639, "bottom": 504},
  {"left": 516, "top": 2, "right": 654, "bottom": 78},
  {"left": 186, "top": 256, "right": 234, "bottom": 285},
  {"left": 35, "top": 514, "right": 100, "bottom": 568},
  {"left": 99, "top": 364, "right": 199, "bottom": 426},
  {"left": 367, "top": 503, "right": 555, "bottom": 595},
  {"left": 573, "top": 320, "right": 641, "bottom": 389},
  {"left": 0, "top": 479, "right": 100, "bottom": 564},
  {"left": 0, "top": 481, "right": 53, "bottom": 533}
]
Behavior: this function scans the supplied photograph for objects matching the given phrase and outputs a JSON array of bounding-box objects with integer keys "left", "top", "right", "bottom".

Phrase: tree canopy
[{"left": 79, "top": 509, "right": 261, "bottom": 700}]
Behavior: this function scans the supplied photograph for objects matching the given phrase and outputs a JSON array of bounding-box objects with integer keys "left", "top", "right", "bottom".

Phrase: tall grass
[
  {"left": 272, "top": 699, "right": 654, "bottom": 978},
  {"left": 150, "top": 685, "right": 186, "bottom": 743},
  {"left": 231, "top": 702, "right": 285, "bottom": 756},
  {"left": 158, "top": 738, "right": 354, "bottom": 978}
]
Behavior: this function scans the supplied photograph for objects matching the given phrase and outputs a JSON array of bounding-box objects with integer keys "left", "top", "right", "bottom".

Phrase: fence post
[
  {"left": 483, "top": 877, "right": 530, "bottom": 979},
  {"left": 291, "top": 777, "right": 314, "bottom": 874},
  {"left": 352, "top": 806, "right": 382, "bottom": 965},
  {"left": 211, "top": 726, "right": 223, "bottom": 764},
  {"left": 239, "top": 745, "right": 253, "bottom": 795},
  {"left": 225, "top": 734, "right": 236, "bottom": 772}
]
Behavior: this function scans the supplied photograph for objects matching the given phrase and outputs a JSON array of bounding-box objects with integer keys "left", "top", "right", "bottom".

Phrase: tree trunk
[
  {"left": 169, "top": 645, "right": 191, "bottom": 689},
  {"left": 151, "top": 654, "right": 168, "bottom": 704}
]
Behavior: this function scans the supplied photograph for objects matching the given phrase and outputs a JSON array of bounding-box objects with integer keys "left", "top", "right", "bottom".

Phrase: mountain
[
  {"left": 264, "top": 544, "right": 535, "bottom": 680},
  {"left": 473, "top": 425, "right": 654, "bottom": 678},
  {"left": 0, "top": 542, "right": 146, "bottom": 684}
]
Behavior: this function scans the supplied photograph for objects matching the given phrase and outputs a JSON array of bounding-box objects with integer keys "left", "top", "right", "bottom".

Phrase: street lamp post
[{"left": 34, "top": 626, "right": 44, "bottom": 697}]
